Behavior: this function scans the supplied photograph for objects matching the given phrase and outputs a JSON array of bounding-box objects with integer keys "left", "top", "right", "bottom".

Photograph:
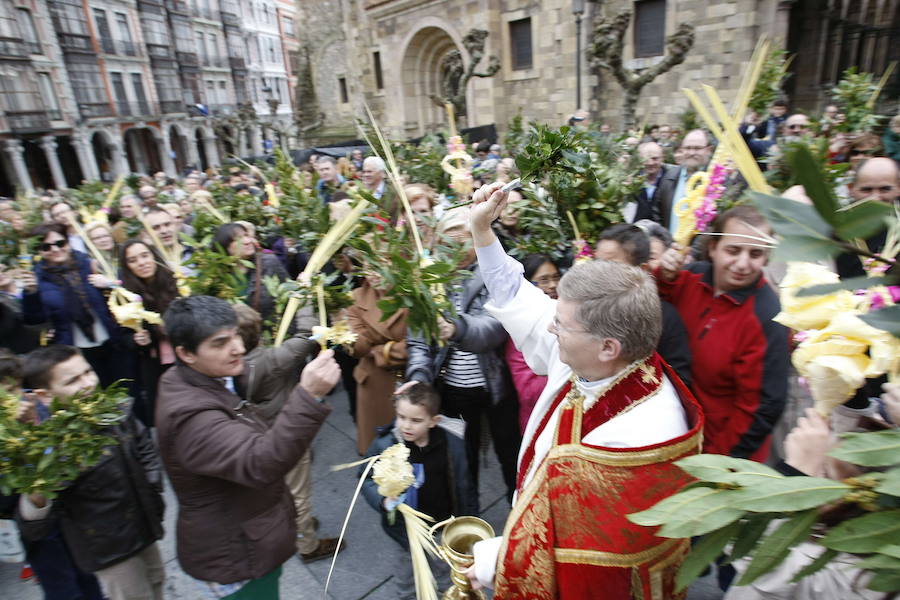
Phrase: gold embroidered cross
[{"left": 639, "top": 362, "right": 660, "bottom": 385}]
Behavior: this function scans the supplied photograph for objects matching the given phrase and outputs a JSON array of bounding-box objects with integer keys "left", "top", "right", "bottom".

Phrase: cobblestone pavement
[{"left": 1, "top": 385, "right": 724, "bottom": 599}]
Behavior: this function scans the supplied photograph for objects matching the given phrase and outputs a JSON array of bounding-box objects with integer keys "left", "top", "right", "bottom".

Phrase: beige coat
[{"left": 346, "top": 281, "right": 408, "bottom": 454}]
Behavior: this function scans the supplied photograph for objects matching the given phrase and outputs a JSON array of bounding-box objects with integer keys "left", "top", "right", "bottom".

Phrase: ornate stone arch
[{"left": 397, "top": 20, "right": 468, "bottom": 137}]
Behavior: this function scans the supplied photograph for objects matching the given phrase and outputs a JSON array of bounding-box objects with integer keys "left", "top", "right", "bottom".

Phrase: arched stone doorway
[
  {"left": 400, "top": 26, "right": 463, "bottom": 136},
  {"left": 218, "top": 125, "right": 235, "bottom": 158},
  {"left": 56, "top": 136, "right": 85, "bottom": 187},
  {"left": 195, "top": 127, "right": 208, "bottom": 170},
  {"left": 91, "top": 131, "right": 116, "bottom": 181},
  {"left": 124, "top": 127, "right": 163, "bottom": 175}
]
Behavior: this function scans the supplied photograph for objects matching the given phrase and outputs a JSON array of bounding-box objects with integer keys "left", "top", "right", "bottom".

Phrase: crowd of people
[{"left": 0, "top": 98, "right": 898, "bottom": 600}]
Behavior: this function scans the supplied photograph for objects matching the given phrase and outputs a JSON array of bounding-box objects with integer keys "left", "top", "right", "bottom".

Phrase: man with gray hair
[
  {"left": 464, "top": 182, "right": 703, "bottom": 599},
  {"left": 361, "top": 155, "right": 396, "bottom": 215}
]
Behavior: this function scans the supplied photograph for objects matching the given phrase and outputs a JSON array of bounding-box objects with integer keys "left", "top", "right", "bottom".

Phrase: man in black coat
[
  {"left": 17, "top": 345, "right": 165, "bottom": 600},
  {"left": 631, "top": 141, "right": 680, "bottom": 227}
]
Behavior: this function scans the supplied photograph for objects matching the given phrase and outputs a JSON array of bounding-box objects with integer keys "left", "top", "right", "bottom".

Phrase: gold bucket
[{"left": 429, "top": 516, "right": 495, "bottom": 600}]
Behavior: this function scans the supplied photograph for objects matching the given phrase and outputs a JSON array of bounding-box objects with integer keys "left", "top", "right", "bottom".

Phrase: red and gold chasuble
[{"left": 495, "top": 353, "right": 704, "bottom": 600}]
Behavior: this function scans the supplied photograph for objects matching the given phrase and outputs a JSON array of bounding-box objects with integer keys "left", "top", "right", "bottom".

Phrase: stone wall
[{"left": 298, "top": 0, "right": 793, "bottom": 142}]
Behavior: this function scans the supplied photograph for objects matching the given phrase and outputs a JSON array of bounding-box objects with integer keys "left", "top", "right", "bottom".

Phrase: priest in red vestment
[{"left": 464, "top": 182, "right": 704, "bottom": 600}]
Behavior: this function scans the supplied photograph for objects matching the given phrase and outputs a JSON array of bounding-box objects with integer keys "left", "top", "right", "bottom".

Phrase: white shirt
[{"left": 471, "top": 240, "right": 688, "bottom": 588}]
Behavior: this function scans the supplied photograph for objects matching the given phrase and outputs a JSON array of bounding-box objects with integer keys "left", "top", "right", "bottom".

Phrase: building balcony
[
  {"left": 201, "top": 56, "right": 229, "bottom": 68},
  {"left": 159, "top": 100, "right": 186, "bottom": 114},
  {"left": 228, "top": 56, "right": 246, "bottom": 71},
  {"left": 208, "top": 103, "right": 236, "bottom": 116},
  {"left": 175, "top": 51, "right": 199, "bottom": 67},
  {"left": 78, "top": 102, "right": 114, "bottom": 118},
  {"left": 192, "top": 6, "right": 220, "bottom": 20},
  {"left": 147, "top": 44, "right": 173, "bottom": 60},
  {"left": 99, "top": 38, "right": 144, "bottom": 57},
  {"left": 0, "top": 37, "right": 28, "bottom": 59},
  {"left": 221, "top": 11, "right": 239, "bottom": 26},
  {"left": 166, "top": 0, "right": 189, "bottom": 15},
  {"left": 5, "top": 110, "right": 51, "bottom": 133},
  {"left": 115, "top": 100, "right": 158, "bottom": 118},
  {"left": 57, "top": 33, "right": 93, "bottom": 52}
]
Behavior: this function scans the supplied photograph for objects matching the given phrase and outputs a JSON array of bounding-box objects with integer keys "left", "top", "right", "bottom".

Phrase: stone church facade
[{"left": 296, "top": 0, "right": 899, "bottom": 142}]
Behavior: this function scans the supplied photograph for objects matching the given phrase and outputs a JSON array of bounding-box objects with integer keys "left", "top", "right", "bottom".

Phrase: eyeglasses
[
  {"left": 39, "top": 239, "right": 68, "bottom": 252},
  {"left": 680, "top": 145, "right": 709, "bottom": 152},
  {"left": 785, "top": 124, "right": 808, "bottom": 131},
  {"left": 532, "top": 274, "right": 561, "bottom": 287},
  {"left": 548, "top": 315, "right": 591, "bottom": 336}
]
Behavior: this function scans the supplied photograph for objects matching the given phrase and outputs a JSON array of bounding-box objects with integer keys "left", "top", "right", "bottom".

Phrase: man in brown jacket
[
  {"left": 233, "top": 303, "right": 344, "bottom": 564},
  {"left": 156, "top": 296, "right": 339, "bottom": 598}
]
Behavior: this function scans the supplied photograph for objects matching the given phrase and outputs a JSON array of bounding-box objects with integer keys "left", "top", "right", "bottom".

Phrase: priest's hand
[
  {"left": 465, "top": 565, "right": 483, "bottom": 591},
  {"left": 469, "top": 182, "right": 507, "bottom": 248}
]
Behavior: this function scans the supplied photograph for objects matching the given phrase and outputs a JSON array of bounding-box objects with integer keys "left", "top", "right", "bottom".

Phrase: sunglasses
[{"left": 39, "top": 239, "right": 68, "bottom": 252}]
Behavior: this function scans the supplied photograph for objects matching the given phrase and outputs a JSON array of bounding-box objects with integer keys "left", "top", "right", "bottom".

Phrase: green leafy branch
[
  {"left": 629, "top": 437, "right": 900, "bottom": 593},
  {"left": 0, "top": 382, "right": 130, "bottom": 499},
  {"left": 346, "top": 218, "right": 467, "bottom": 345}
]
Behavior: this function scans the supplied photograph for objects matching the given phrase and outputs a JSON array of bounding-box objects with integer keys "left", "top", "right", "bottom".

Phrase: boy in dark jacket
[
  {"left": 16, "top": 345, "right": 165, "bottom": 600},
  {"left": 361, "top": 382, "right": 478, "bottom": 600}
]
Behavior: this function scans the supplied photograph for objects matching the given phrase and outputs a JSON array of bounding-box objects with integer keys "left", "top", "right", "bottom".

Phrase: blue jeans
[{"left": 25, "top": 525, "right": 104, "bottom": 600}]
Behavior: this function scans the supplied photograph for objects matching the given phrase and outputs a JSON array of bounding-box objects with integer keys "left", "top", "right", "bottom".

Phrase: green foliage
[
  {"left": 271, "top": 149, "right": 330, "bottom": 250},
  {"left": 831, "top": 67, "right": 882, "bottom": 133},
  {"left": 748, "top": 48, "right": 792, "bottom": 115},
  {"left": 737, "top": 510, "right": 818, "bottom": 586},
  {"left": 182, "top": 235, "right": 250, "bottom": 301},
  {"left": 0, "top": 221, "right": 25, "bottom": 267},
  {"left": 191, "top": 180, "right": 275, "bottom": 241},
  {"left": 0, "top": 382, "right": 129, "bottom": 499},
  {"left": 390, "top": 134, "right": 452, "bottom": 197},
  {"left": 764, "top": 137, "right": 850, "bottom": 194},
  {"left": 513, "top": 124, "right": 641, "bottom": 243},
  {"left": 630, "top": 430, "right": 900, "bottom": 593},
  {"left": 753, "top": 143, "right": 899, "bottom": 300},
  {"left": 503, "top": 110, "right": 530, "bottom": 156},
  {"left": 508, "top": 184, "right": 569, "bottom": 262},
  {"left": 264, "top": 271, "right": 354, "bottom": 338},
  {"left": 346, "top": 217, "right": 467, "bottom": 345},
  {"left": 64, "top": 180, "right": 116, "bottom": 214},
  {"left": 679, "top": 109, "right": 701, "bottom": 133},
  {"left": 676, "top": 520, "right": 741, "bottom": 591},
  {"left": 829, "top": 430, "right": 900, "bottom": 467}
]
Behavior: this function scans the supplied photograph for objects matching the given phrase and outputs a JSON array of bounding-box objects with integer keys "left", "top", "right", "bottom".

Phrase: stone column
[
  {"left": 202, "top": 135, "right": 220, "bottom": 168},
  {"left": 186, "top": 135, "right": 201, "bottom": 171},
  {"left": 39, "top": 135, "right": 68, "bottom": 190},
  {"left": 2, "top": 139, "right": 34, "bottom": 194},
  {"left": 249, "top": 127, "right": 263, "bottom": 156},
  {"left": 110, "top": 135, "right": 130, "bottom": 176},
  {"left": 71, "top": 132, "right": 100, "bottom": 182},
  {"left": 157, "top": 128, "right": 177, "bottom": 177}
]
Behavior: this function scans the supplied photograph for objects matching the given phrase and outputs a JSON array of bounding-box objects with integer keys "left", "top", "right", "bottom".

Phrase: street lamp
[{"left": 572, "top": 0, "right": 585, "bottom": 111}]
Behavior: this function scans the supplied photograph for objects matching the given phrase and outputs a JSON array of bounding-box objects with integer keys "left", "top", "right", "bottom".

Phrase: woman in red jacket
[{"left": 657, "top": 205, "right": 789, "bottom": 461}]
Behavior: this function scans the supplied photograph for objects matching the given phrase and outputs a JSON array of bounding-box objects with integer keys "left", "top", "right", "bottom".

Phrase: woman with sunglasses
[
  {"left": 23, "top": 223, "right": 132, "bottom": 387},
  {"left": 505, "top": 254, "right": 560, "bottom": 432},
  {"left": 119, "top": 239, "right": 180, "bottom": 427}
]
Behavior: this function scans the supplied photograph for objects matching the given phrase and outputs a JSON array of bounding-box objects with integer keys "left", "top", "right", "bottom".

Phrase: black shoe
[{"left": 299, "top": 538, "right": 345, "bottom": 564}]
